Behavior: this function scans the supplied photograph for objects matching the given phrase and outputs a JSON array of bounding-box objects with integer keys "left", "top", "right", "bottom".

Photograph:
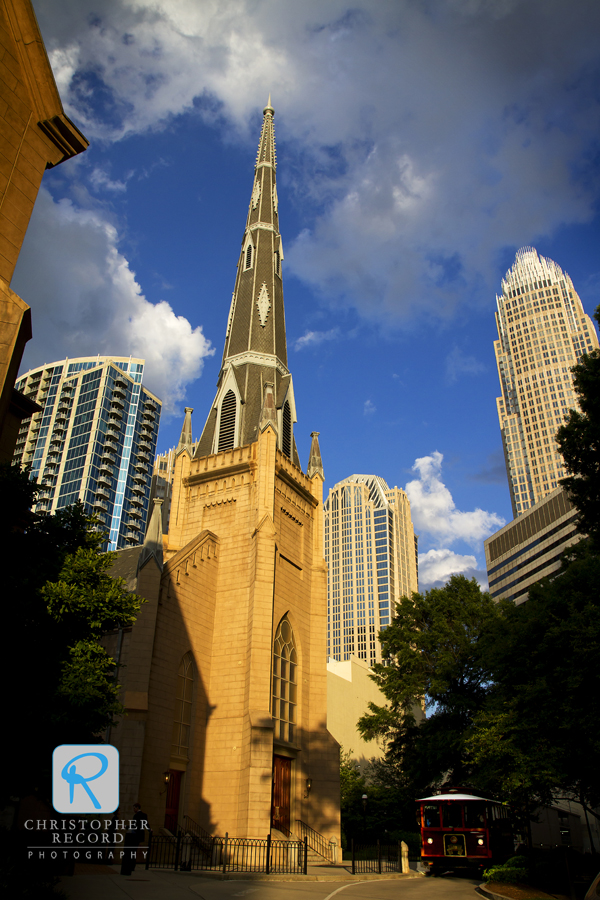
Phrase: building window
[
  {"left": 245, "top": 243, "right": 253, "bottom": 270},
  {"left": 282, "top": 400, "right": 291, "bottom": 458},
  {"left": 171, "top": 652, "right": 194, "bottom": 760},
  {"left": 272, "top": 616, "right": 297, "bottom": 743},
  {"left": 218, "top": 390, "right": 236, "bottom": 451}
]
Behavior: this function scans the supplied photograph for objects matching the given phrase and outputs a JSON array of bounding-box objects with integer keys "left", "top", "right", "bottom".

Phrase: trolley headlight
[
  {"left": 426, "top": 838, "right": 433, "bottom": 844},
  {"left": 477, "top": 838, "right": 485, "bottom": 846}
]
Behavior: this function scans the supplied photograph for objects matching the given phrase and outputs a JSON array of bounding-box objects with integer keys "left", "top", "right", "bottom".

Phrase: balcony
[
  {"left": 131, "top": 481, "right": 145, "bottom": 494},
  {"left": 137, "top": 450, "right": 150, "bottom": 462},
  {"left": 98, "top": 475, "right": 112, "bottom": 487},
  {"left": 96, "top": 486, "right": 110, "bottom": 499},
  {"left": 128, "top": 507, "right": 143, "bottom": 519},
  {"left": 93, "top": 499, "right": 108, "bottom": 511},
  {"left": 109, "top": 408, "right": 123, "bottom": 421}
]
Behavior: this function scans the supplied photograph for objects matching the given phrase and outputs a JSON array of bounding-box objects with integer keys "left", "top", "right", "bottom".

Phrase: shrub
[{"left": 483, "top": 866, "right": 529, "bottom": 884}]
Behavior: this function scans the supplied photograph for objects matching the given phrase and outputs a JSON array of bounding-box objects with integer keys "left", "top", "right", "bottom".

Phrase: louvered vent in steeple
[
  {"left": 218, "top": 390, "right": 237, "bottom": 451},
  {"left": 282, "top": 400, "right": 291, "bottom": 458}
]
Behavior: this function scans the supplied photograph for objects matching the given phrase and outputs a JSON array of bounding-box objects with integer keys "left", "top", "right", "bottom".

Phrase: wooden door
[
  {"left": 271, "top": 755, "right": 291, "bottom": 834},
  {"left": 164, "top": 769, "right": 182, "bottom": 832}
]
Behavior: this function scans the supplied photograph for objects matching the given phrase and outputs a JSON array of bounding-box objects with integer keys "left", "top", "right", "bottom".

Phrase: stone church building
[{"left": 108, "top": 100, "right": 341, "bottom": 844}]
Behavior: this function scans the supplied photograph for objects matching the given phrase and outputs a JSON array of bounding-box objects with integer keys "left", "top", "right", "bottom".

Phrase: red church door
[
  {"left": 164, "top": 769, "right": 182, "bottom": 833},
  {"left": 271, "top": 755, "right": 291, "bottom": 834}
]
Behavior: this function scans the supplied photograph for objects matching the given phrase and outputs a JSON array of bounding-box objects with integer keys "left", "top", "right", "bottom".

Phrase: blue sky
[{"left": 14, "top": 0, "right": 600, "bottom": 589}]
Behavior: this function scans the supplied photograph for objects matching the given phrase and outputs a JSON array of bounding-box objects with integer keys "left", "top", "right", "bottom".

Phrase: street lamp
[{"left": 362, "top": 793, "right": 368, "bottom": 836}]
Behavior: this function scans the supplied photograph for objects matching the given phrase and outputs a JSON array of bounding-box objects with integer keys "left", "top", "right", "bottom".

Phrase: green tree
[
  {"left": 0, "top": 464, "right": 144, "bottom": 800},
  {"left": 555, "top": 306, "right": 600, "bottom": 546},
  {"left": 358, "top": 575, "right": 503, "bottom": 794},
  {"left": 469, "top": 541, "right": 600, "bottom": 827}
]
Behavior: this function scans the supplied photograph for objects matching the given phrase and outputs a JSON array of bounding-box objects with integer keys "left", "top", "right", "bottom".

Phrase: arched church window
[
  {"left": 272, "top": 617, "right": 297, "bottom": 743},
  {"left": 275, "top": 249, "right": 280, "bottom": 276},
  {"left": 245, "top": 243, "right": 253, "bottom": 270},
  {"left": 282, "top": 400, "right": 291, "bottom": 458},
  {"left": 171, "top": 652, "right": 194, "bottom": 760},
  {"left": 218, "top": 390, "right": 236, "bottom": 451}
]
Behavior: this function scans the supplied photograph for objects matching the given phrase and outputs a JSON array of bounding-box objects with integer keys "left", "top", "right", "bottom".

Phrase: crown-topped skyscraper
[{"left": 109, "top": 101, "right": 340, "bottom": 845}]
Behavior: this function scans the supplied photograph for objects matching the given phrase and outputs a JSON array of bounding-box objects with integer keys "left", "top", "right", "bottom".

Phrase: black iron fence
[
  {"left": 349, "top": 840, "right": 407, "bottom": 875},
  {"left": 146, "top": 831, "right": 309, "bottom": 874}
]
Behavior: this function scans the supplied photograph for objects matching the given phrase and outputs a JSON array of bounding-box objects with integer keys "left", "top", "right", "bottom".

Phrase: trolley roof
[{"left": 417, "top": 793, "right": 495, "bottom": 802}]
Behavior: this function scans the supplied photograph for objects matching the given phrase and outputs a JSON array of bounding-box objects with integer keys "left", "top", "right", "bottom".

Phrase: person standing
[{"left": 120, "top": 803, "right": 148, "bottom": 875}]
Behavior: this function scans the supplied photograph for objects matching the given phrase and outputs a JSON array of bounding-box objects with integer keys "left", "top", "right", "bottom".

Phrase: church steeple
[{"left": 195, "top": 99, "right": 299, "bottom": 465}]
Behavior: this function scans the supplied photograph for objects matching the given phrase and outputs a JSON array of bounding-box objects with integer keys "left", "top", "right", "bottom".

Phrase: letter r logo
[{"left": 53, "top": 745, "right": 119, "bottom": 814}]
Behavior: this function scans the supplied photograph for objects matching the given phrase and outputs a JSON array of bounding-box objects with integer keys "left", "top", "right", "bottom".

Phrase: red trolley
[{"left": 417, "top": 788, "right": 513, "bottom": 875}]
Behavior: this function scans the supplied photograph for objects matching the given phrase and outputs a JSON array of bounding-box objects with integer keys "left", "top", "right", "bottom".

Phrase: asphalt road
[{"left": 59, "top": 869, "right": 482, "bottom": 900}]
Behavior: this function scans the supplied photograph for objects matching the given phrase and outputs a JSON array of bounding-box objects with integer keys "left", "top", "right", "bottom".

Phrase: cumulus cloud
[
  {"left": 363, "top": 400, "right": 376, "bottom": 416},
  {"left": 405, "top": 451, "right": 505, "bottom": 547},
  {"left": 418, "top": 548, "right": 479, "bottom": 588},
  {"left": 13, "top": 188, "right": 213, "bottom": 415},
  {"left": 33, "top": 0, "right": 600, "bottom": 325},
  {"left": 294, "top": 328, "right": 339, "bottom": 350}
]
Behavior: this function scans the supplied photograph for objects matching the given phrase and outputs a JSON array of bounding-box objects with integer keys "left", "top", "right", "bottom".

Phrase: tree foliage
[
  {"left": 469, "top": 540, "right": 600, "bottom": 817},
  {"left": 556, "top": 307, "right": 600, "bottom": 547},
  {"left": 358, "top": 575, "right": 503, "bottom": 792},
  {"left": 0, "top": 464, "right": 144, "bottom": 800}
]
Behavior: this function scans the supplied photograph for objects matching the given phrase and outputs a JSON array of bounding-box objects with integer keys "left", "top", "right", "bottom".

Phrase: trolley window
[
  {"left": 423, "top": 804, "right": 441, "bottom": 827},
  {"left": 465, "top": 802, "right": 486, "bottom": 827},
  {"left": 442, "top": 803, "right": 464, "bottom": 828}
]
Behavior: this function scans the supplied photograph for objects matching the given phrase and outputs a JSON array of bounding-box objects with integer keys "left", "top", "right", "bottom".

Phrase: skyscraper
[
  {"left": 493, "top": 247, "right": 599, "bottom": 517},
  {"left": 324, "top": 474, "right": 418, "bottom": 664},
  {"left": 13, "top": 356, "right": 161, "bottom": 549}
]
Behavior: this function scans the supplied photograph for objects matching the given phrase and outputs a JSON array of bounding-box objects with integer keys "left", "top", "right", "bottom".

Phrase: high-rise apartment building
[
  {"left": 494, "top": 247, "right": 599, "bottom": 517},
  {"left": 324, "top": 474, "right": 418, "bottom": 664},
  {"left": 13, "top": 356, "right": 161, "bottom": 549}
]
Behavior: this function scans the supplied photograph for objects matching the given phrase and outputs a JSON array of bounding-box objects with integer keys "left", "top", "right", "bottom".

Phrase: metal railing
[
  {"left": 296, "top": 820, "right": 333, "bottom": 862},
  {"left": 146, "top": 831, "right": 309, "bottom": 874},
  {"left": 350, "top": 840, "right": 405, "bottom": 874}
]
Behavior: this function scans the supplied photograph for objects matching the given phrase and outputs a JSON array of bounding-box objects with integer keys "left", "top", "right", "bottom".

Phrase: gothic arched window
[
  {"left": 218, "top": 390, "right": 236, "bottom": 451},
  {"left": 282, "top": 400, "right": 291, "bottom": 459},
  {"left": 171, "top": 652, "right": 194, "bottom": 760},
  {"left": 245, "top": 243, "right": 253, "bottom": 270},
  {"left": 272, "top": 617, "right": 297, "bottom": 743}
]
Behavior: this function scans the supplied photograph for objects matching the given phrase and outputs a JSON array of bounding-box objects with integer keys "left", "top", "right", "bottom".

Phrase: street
[{"left": 59, "top": 868, "right": 481, "bottom": 900}]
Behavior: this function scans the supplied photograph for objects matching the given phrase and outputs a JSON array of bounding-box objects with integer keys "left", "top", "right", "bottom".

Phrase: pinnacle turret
[{"left": 177, "top": 406, "right": 193, "bottom": 453}]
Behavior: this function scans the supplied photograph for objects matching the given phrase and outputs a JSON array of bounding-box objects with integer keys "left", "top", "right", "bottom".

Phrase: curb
[{"left": 178, "top": 870, "right": 423, "bottom": 883}]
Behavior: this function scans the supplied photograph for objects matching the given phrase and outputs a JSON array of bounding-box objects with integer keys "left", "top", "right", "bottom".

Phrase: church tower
[
  {"left": 110, "top": 101, "right": 340, "bottom": 847},
  {"left": 195, "top": 96, "right": 298, "bottom": 463}
]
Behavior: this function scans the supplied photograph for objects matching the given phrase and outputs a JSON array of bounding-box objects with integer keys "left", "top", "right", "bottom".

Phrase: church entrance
[
  {"left": 271, "top": 755, "right": 291, "bottom": 835},
  {"left": 164, "top": 769, "right": 182, "bottom": 833}
]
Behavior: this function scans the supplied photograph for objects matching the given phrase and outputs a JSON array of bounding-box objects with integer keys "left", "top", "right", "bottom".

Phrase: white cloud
[
  {"left": 363, "top": 399, "right": 376, "bottom": 416},
  {"left": 405, "top": 451, "right": 505, "bottom": 547},
  {"left": 294, "top": 328, "right": 339, "bottom": 350},
  {"left": 445, "top": 346, "right": 486, "bottom": 383},
  {"left": 33, "top": 0, "right": 600, "bottom": 324},
  {"left": 89, "top": 167, "right": 129, "bottom": 193},
  {"left": 13, "top": 188, "right": 213, "bottom": 415},
  {"left": 418, "top": 548, "right": 478, "bottom": 586}
]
